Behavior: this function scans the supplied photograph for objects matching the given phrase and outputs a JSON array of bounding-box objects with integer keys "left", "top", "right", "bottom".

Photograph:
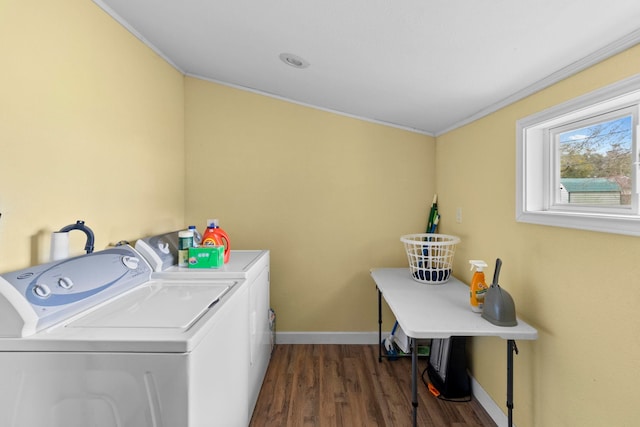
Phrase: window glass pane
[{"left": 558, "top": 115, "right": 632, "bottom": 206}]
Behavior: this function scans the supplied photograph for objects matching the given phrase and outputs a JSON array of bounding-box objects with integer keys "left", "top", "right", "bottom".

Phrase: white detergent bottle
[
  {"left": 188, "top": 225, "right": 202, "bottom": 247},
  {"left": 469, "top": 260, "right": 489, "bottom": 313}
]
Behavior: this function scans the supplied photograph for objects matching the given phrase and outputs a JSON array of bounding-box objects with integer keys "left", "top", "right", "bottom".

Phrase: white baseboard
[
  {"left": 276, "top": 331, "right": 384, "bottom": 345},
  {"left": 274, "top": 331, "right": 511, "bottom": 427},
  {"left": 470, "top": 375, "right": 511, "bottom": 427}
]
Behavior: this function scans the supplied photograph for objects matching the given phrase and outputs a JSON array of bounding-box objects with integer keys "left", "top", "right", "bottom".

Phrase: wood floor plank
[{"left": 249, "top": 345, "right": 497, "bottom": 427}]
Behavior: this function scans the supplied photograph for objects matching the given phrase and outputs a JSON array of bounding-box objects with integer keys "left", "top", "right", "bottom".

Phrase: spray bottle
[{"left": 469, "top": 260, "right": 488, "bottom": 313}]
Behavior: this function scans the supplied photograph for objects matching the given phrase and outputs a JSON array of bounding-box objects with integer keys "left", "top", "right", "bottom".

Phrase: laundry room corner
[{"left": 184, "top": 76, "right": 436, "bottom": 336}]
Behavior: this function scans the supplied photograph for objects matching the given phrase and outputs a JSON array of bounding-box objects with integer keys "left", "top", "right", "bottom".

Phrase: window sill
[{"left": 516, "top": 210, "right": 640, "bottom": 236}]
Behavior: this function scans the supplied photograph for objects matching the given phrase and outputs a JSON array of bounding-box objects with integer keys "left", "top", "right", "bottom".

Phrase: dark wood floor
[{"left": 249, "top": 344, "right": 497, "bottom": 427}]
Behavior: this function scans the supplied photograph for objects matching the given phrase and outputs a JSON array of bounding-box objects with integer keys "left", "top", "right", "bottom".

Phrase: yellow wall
[
  {"left": 0, "top": 0, "right": 185, "bottom": 270},
  {"left": 436, "top": 45, "right": 640, "bottom": 427},
  {"left": 185, "top": 77, "right": 435, "bottom": 331}
]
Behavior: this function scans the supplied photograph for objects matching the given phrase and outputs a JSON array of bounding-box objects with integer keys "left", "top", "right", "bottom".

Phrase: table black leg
[
  {"left": 507, "top": 339, "right": 519, "bottom": 427},
  {"left": 411, "top": 337, "right": 418, "bottom": 427},
  {"left": 378, "top": 288, "right": 382, "bottom": 362}
]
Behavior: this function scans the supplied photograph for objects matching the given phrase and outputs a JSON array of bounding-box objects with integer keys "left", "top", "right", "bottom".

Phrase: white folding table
[{"left": 371, "top": 268, "right": 538, "bottom": 427}]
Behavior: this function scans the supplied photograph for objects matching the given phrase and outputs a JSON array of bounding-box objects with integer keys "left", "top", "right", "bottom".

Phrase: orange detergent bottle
[{"left": 200, "top": 219, "right": 231, "bottom": 263}]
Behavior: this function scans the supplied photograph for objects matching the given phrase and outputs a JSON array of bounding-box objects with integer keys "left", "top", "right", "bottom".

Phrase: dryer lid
[
  {"left": 67, "top": 282, "right": 231, "bottom": 330},
  {"left": 155, "top": 250, "right": 266, "bottom": 278}
]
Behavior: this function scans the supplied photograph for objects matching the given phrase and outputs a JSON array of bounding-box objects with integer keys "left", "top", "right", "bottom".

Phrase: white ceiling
[{"left": 93, "top": 0, "right": 640, "bottom": 135}]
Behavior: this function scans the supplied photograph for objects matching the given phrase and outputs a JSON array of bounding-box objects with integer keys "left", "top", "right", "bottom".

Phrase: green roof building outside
[{"left": 560, "top": 178, "right": 622, "bottom": 205}]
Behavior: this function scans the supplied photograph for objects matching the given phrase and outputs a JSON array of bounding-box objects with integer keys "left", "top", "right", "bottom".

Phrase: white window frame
[{"left": 516, "top": 74, "right": 640, "bottom": 236}]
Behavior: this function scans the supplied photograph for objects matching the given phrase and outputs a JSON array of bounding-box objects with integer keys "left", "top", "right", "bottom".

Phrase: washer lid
[{"left": 68, "top": 283, "right": 231, "bottom": 330}]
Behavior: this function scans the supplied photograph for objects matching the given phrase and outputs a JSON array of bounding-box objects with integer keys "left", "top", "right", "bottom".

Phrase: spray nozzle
[{"left": 469, "top": 260, "right": 488, "bottom": 272}]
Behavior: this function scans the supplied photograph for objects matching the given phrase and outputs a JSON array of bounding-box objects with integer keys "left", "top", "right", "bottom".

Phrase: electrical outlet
[{"left": 456, "top": 207, "right": 462, "bottom": 223}]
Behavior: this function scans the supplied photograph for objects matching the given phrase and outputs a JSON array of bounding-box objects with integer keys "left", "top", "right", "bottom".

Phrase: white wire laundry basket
[{"left": 400, "top": 234, "right": 461, "bottom": 284}]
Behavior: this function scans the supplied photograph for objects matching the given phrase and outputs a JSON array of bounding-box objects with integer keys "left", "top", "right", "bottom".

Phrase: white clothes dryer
[
  {"left": 135, "top": 232, "right": 271, "bottom": 419},
  {"left": 0, "top": 245, "right": 249, "bottom": 427}
]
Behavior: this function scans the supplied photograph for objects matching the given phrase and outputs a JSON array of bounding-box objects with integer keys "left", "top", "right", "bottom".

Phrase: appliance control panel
[
  {"left": 134, "top": 230, "right": 179, "bottom": 271},
  {"left": 0, "top": 245, "right": 152, "bottom": 337}
]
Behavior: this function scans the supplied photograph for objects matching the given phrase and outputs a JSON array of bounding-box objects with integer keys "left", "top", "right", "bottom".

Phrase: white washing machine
[
  {"left": 135, "top": 232, "right": 271, "bottom": 420},
  {"left": 0, "top": 245, "right": 249, "bottom": 427}
]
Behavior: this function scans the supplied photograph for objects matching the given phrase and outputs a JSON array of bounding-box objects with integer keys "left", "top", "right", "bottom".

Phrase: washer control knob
[
  {"left": 33, "top": 284, "right": 51, "bottom": 298},
  {"left": 122, "top": 256, "right": 140, "bottom": 269},
  {"left": 58, "top": 277, "right": 73, "bottom": 289},
  {"left": 158, "top": 241, "right": 170, "bottom": 254}
]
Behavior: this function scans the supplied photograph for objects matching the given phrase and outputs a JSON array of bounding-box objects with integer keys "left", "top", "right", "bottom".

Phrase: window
[{"left": 516, "top": 74, "right": 640, "bottom": 236}]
